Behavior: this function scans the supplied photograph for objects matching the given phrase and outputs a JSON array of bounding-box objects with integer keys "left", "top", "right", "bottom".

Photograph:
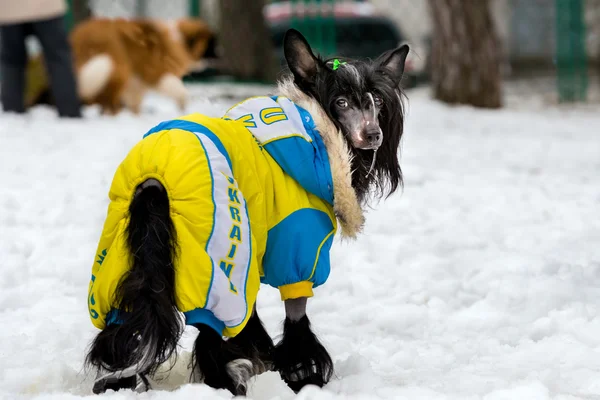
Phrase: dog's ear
[
  {"left": 378, "top": 44, "right": 410, "bottom": 84},
  {"left": 284, "top": 29, "right": 320, "bottom": 84}
]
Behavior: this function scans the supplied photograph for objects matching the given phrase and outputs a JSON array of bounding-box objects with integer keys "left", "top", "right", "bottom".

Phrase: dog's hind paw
[
  {"left": 225, "top": 358, "right": 254, "bottom": 395},
  {"left": 92, "top": 366, "right": 151, "bottom": 394}
]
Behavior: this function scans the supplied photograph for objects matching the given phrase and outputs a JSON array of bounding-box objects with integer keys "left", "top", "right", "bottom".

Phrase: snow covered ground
[{"left": 1, "top": 82, "right": 600, "bottom": 400}]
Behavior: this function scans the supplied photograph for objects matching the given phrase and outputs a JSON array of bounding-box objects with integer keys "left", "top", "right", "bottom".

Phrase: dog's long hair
[
  {"left": 85, "top": 182, "right": 182, "bottom": 376},
  {"left": 283, "top": 29, "right": 409, "bottom": 204},
  {"left": 315, "top": 60, "right": 406, "bottom": 202}
]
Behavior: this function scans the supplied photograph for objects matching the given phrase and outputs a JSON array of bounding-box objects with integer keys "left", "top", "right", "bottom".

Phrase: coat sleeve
[
  {"left": 224, "top": 95, "right": 338, "bottom": 300},
  {"left": 261, "top": 208, "right": 336, "bottom": 300}
]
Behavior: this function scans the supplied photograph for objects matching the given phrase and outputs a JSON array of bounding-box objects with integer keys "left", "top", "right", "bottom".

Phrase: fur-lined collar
[{"left": 277, "top": 77, "right": 365, "bottom": 239}]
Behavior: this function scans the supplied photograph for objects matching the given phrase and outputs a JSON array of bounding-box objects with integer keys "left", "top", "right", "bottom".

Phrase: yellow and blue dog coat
[{"left": 88, "top": 95, "right": 348, "bottom": 337}]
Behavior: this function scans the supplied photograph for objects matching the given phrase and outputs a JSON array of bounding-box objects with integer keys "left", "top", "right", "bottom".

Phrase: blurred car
[
  {"left": 188, "top": 1, "right": 427, "bottom": 88},
  {"left": 265, "top": 0, "right": 426, "bottom": 87}
]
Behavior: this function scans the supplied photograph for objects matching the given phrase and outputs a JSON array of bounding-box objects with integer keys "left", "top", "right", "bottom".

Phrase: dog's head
[
  {"left": 176, "top": 18, "right": 216, "bottom": 61},
  {"left": 283, "top": 29, "right": 409, "bottom": 201}
]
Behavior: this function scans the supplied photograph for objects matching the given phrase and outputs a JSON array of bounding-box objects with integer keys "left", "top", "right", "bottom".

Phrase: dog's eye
[
  {"left": 336, "top": 99, "right": 349, "bottom": 108},
  {"left": 374, "top": 95, "right": 384, "bottom": 107}
]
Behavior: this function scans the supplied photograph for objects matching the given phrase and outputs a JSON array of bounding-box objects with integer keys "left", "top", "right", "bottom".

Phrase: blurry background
[
  {"left": 4, "top": 0, "right": 600, "bottom": 111},
  {"left": 2, "top": 3, "right": 600, "bottom": 398}
]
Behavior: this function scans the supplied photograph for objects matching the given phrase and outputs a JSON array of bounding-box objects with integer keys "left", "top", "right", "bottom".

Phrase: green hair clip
[{"left": 332, "top": 59, "right": 347, "bottom": 71}]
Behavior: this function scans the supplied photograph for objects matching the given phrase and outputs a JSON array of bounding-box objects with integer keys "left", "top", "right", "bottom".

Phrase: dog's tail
[
  {"left": 86, "top": 179, "right": 182, "bottom": 376},
  {"left": 77, "top": 54, "right": 114, "bottom": 100}
]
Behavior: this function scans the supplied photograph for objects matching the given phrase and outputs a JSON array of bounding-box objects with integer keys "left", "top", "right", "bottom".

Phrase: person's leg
[
  {"left": 0, "top": 23, "right": 28, "bottom": 113},
  {"left": 31, "top": 15, "right": 81, "bottom": 117}
]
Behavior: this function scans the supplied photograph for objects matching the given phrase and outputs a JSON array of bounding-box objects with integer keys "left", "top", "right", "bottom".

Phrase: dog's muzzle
[
  {"left": 351, "top": 126, "right": 383, "bottom": 150},
  {"left": 363, "top": 126, "right": 383, "bottom": 150}
]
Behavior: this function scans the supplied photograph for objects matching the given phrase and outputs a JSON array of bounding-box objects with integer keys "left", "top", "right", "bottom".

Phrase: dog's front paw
[{"left": 273, "top": 316, "right": 333, "bottom": 393}]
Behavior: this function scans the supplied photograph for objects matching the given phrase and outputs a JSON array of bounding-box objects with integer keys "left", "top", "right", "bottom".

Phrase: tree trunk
[
  {"left": 427, "top": 0, "right": 502, "bottom": 108},
  {"left": 71, "top": 0, "right": 92, "bottom": 24},
  {"left": 218, "top": 0, "right": 279, "bottom": 82}
]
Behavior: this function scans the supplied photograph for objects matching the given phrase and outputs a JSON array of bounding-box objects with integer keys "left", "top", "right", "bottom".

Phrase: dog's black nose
[{"left": 366, "top": 131, "right": 381, "bottom": 144}]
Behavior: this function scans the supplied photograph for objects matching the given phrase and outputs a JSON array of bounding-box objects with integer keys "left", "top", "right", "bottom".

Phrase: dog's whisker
[{"left": 365, "top": 150, "right": 377, "bottom": 178}]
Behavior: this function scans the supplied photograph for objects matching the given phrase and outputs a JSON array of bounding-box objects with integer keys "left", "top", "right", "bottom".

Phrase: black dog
[
  {"left": 266, "top": 29, "right": 409, "bottom": 392},
  {"left": 85, "top": 29, "right": 408, "bottom": 395}
]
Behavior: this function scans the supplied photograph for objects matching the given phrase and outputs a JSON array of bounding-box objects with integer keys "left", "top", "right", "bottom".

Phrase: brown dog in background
[
  {"left": 72, "top": 17, "right": 213, "bottom": 114},
  {"left": 28, "top": 17, "right": 214, "bottom": 115}
]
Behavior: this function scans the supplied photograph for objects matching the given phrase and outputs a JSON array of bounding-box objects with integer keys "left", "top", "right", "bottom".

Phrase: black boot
[{"left": 273, "top": 315, "right": 333, "bottom": 393}]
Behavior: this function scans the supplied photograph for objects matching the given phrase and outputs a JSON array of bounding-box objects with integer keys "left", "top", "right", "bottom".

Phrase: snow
[{"left": 1, "top": 83, "right": 600, "bottom": 400}]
